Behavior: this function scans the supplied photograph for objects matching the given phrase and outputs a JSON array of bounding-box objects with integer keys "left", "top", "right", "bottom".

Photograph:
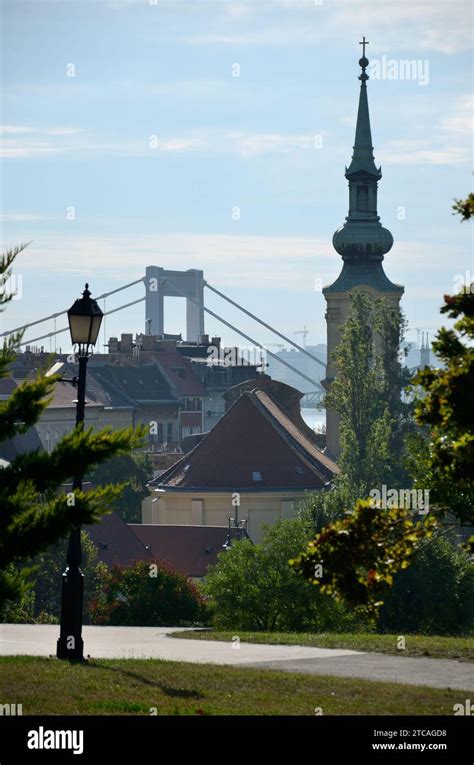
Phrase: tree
[
  {"left": 290, "top": 500, "right": 436, "bottom": 619},
  {"left": 0, "top": 531, "right": 107, "bottom": 624},
  {"left": 204, "top": 515, "right": 363, "bottom": 632},
  {"left": 0, "top": 244, "right": 144, "bottom": 610},
  {"left": 411, "top": 288, "right": 474, "bottom": 525},
  {"left": 452, "top": 194, "right": 474, "bottom": 221},
  {"left": 292, "top": 291, "right": 435, "bottom": 617},
  {"left": 294, "top": 287, "right": 474, "bottom": 613},
  {"left": 88, "top": 453, "right": 153, "bottom": 523},
  {"left": 89, "top": 559, "right": 206, "bottom": 627},
  {"left": 379, "top": 535, "right": 474, "bottom": 635},
  {"left": 323, "top": 290, "right": 411, "bottom": 502}
]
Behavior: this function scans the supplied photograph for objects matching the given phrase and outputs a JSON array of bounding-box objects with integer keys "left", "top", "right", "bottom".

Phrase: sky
[{"left": 0, "top": 0, "right": 472, "bottom": 355}]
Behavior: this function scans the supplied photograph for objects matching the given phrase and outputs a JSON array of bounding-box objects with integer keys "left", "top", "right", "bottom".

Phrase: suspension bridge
[{"left": 0, "top": 267, "right": 326, "bottom": 404}]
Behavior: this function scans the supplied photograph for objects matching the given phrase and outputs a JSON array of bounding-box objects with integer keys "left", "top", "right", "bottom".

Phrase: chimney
[
  {"left": 119, "top": 333, "right": 133, "bottom": 353},
  {"left": 108, "top": 337, "right": 119, "bottom": 354},
  {"left": 141, "top": 334, "right": 156, "bottom": 351}
]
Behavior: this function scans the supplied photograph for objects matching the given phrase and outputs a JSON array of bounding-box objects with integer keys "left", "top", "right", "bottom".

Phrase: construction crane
[{"left": 294, "top": 326, "right": 308, "bottom": 349}]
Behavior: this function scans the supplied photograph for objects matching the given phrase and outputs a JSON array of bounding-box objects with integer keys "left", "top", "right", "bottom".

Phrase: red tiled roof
[
  {"left": 128, "top": 524, "right": 246, "bottom": 577},
  {"left": 85, "top": 512, "right": 153, "bottom": 568},
  {"left": 153, "top": 389, "right": 338, "bottom": 490},
  {"left": 253, "top": 390, "right": 337, "bottom": 474}
]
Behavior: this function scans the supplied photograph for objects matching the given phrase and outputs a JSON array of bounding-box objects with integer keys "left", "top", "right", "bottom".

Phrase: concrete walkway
[{"left": 1, "top": 624, "right": 472, "bottom": 692}]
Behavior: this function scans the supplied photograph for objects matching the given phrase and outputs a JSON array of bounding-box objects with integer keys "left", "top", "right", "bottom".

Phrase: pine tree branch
[
  {"left": 0, "top": 425, "right": 145, "bottom": 498},
  {"left": 0, "top": 376, "right": 56, "bottom": 442},
  {"left": 0, "top": 484, "right": 126, "bottom": 566}
]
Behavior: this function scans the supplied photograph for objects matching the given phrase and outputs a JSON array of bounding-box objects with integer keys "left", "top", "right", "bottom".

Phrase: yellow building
[{"left": 142, "top": 379, "right": 338, "bottom": 544}]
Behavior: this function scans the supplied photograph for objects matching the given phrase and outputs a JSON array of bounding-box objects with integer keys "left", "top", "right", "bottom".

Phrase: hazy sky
[{"left": 1, "top": 0, "right": 472, "bottom": 354}]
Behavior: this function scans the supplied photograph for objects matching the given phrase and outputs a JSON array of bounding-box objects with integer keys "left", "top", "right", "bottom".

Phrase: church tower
[{"left": 323, "top": 39, "right": 404, "bottom": 458}]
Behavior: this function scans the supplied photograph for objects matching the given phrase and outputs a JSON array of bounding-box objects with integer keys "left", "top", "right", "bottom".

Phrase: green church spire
[
  {"left": 325, "top": 39, "right": 403, "bottom": 295},
  {"left": 346, "top": 38, "right": 381, "bottom": 178}
]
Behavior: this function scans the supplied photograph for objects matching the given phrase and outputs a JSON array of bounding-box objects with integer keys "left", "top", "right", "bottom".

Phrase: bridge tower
[{"left": 144, "top": 266, "right": 205, "bottom": 342}]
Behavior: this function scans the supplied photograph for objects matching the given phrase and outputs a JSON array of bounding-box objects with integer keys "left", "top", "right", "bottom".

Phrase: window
[
  {"left": 184, "top": 397, "right": 203, "bottom": 411},
  {"left": 252, "top": 471, "right": 262, "bottom": 481},
  {"left": 149, "top": 423, "right": 163, "bottom": 443},
  {"left": 167, "top": 422, "right": 173, "bottom": 441},
  {"left": 357, "top": 186, "right": 369, "bottom": 212}
]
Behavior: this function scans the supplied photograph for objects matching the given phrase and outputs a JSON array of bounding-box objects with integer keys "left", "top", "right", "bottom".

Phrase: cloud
[
  {"left": 440, "top": 95, "right": 473, "bottom": 135},
  {"left": 1, "top": 142, "right": 64, "bottom": 159},
  {"left": 378, "top": 94, "right": 472, "bottom": 166},
  {"left": 0, "top": 213, "right": 50, "bottom": 222},
  {"left": 183, "top": 0, "right": 472, "bottom": 54},
  {"left": 0, "top": 125, "right": 321, "bottom": 160},
  {"left": 380, "top": 142, "right": 468, "bottom": 166},
  {"left": 12, "top": 232, "right": 438, "bottom": 293},
  {"left": 0, "top": 125, "right": 35, "bottom": 135},
  {"left": 0, "top": 126, "right": 84, "bottom": 158}
]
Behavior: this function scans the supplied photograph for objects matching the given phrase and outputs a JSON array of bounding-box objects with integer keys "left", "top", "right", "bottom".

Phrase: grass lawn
[
  {"left": 170, "top": 631, "right": 474, "bottom": 662},
  {"left": 0, "top": 655, "right": 467, "bottom": 716}
]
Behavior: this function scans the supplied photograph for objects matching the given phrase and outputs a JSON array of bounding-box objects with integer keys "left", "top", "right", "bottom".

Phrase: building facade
[{"left": 142, "top": 379, "right": 339, "bottom": 544}]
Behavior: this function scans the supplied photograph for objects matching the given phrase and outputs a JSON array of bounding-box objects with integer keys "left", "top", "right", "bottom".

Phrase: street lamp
[{"left": 57, "top": 284, "right": 103, "bottom": 661}]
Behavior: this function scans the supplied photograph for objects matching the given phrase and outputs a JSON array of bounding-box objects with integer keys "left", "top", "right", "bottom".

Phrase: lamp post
[{"left": 57, "top": 284, "right": 103, "bottom": 661}]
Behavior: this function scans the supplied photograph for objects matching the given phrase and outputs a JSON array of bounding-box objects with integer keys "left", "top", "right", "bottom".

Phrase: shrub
[
  {"left": 378, "top": 535, "right": 474, "bottom": 635},
  {"left": 0, "top": 531, "right": 105, "bottom": 625},
  {"left": 204, "top": 515, "right": 365, "bottom": 632},
  {"left": 89, "top": 559, "right": 207, "bottom": 626}
]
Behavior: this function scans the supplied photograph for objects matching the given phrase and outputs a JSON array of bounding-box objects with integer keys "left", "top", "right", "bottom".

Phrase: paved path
[{"left": 1, "top": 624, "right": 472, "bottom": 692}]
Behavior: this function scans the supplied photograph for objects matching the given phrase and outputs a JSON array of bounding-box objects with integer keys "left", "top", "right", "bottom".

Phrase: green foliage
[
  {"left": 0, "top": 245, "right": 144, "bottom": 610},
  {"left": 88, "top": 453, "right": 153, "bottom": 523},
  {"left": 290, "top": 500, "right": 436, "bottom": 619},
  {"left": 89, "top": 559, "right": 206, "bottom": 626},
  {"left": 299, "top": 487, "right": 347, "bottom": 532},
  {"left": 204, "top": 515, "right": 364, "bottom": 632},
  {"left": 297, "top": 282, "right": 473, "bottom": 621},
  {"left": 0, "top": 531, "right": 106, "bottom": 624},
  {"left": 452, "top": 193, "right": 474, "bottom": 221},
  {"left": 323, "top": 290, "right": 412, "bottom": 500},
  {"left": 35, "top": 531, "right": 106, "bottom": 623},
  {"left": 0, "top": 576, "right": 36, "bottom": 623},
  {"left": 411, "top": 289, "right": 474, "bottom": 523},
  {"left": 379, "top": 535, "right": 474, "bottom": 635}
]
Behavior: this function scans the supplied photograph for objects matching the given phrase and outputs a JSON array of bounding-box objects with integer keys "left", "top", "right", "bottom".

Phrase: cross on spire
[{"left": 359, "top": 36, "right": 369, "bottom": 58}]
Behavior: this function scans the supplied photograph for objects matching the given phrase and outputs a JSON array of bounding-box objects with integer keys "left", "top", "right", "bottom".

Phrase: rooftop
[{"left": 151, "top": 385, "right": 338, "bottom": 491}]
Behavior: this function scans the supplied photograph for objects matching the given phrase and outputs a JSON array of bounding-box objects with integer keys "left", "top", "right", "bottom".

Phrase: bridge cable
[
  {"left": 17, "top": 297, "right": 145, "bottom": 348},
  {"left": 205, "top": 282, "right": 326, "bottom": 369},
  {"left": 0, "top": 277, "right": 144, "bottom": 338},
  {"left": 165, "top": 278, "right": 324, "bottom": 392}
]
